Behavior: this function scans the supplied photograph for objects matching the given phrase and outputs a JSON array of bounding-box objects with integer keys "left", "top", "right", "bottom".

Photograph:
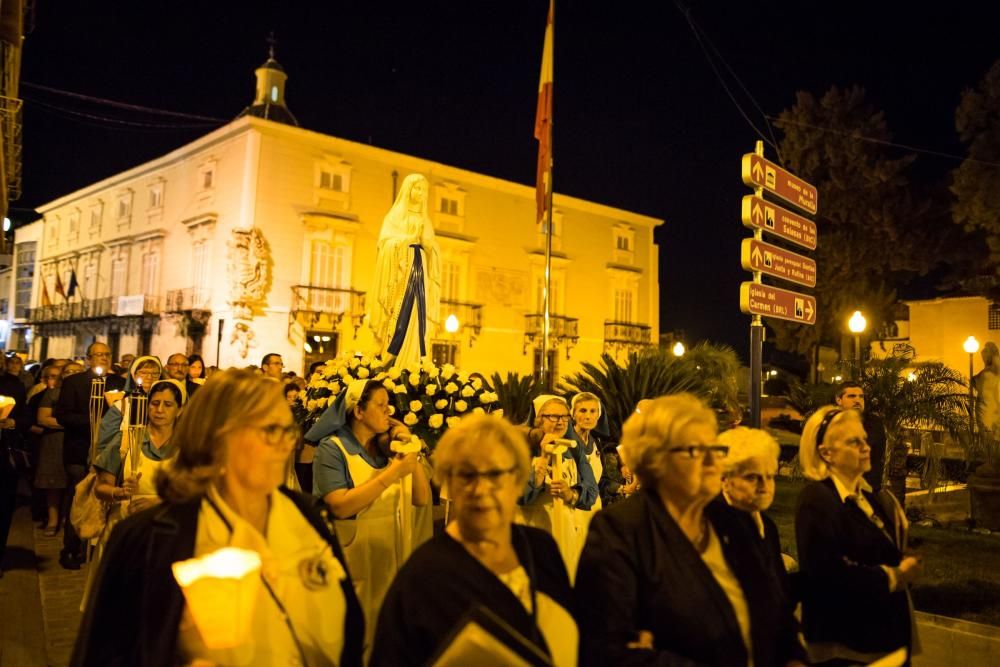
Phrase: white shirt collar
[{"left": 828, "top": 472, "right": 873, "bottom": 503}]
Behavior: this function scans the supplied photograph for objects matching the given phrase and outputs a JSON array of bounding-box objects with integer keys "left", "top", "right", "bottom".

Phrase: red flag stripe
[{"left": 535, "top": 0, "right": 553, "bottom": 226}]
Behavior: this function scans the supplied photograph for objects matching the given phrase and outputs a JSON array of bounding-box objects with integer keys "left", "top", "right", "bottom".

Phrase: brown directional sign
[
  {"left": 741, "top": 195, "right": 818, "bottom": 250},
  {"left": 741, "top": 238, "right": 817, "bottom": 288},
  {"left": 741, "top": 154, "right": 818, "bottom": 214},
  {"left": 740, "top": 282, "right": 816, "bottom": 325}
]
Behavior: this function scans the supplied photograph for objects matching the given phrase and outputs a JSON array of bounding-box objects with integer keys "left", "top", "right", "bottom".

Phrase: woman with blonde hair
[
  {"left": 575, "top": 393, "right": 805, "bottom": 666},
  {"left": 372, "top": 414, "right": 577, "bottom": 667},
  {"left": 73, "top": 370, "right": 363, "bottom": 667},
  {"left": 795, "top": 406, "right": 918, "bottom": 665}
]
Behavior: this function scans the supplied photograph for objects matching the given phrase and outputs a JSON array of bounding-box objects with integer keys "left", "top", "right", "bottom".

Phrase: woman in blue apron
[{"left": 309, "top": 378, "right": 432, "bottom": 657}]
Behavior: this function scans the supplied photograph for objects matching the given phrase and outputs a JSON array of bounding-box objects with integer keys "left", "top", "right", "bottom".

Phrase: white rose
[
  {"left": 471, "top": 378, "right": 483, "bottom": 391},
  {"left": 478, "top": 392, "right": 491, "bottom": 403},
  {"left": 394, "top": 384, "right": 407, "bottom": 394},
  {"left": 329, "top": 381, "right": 341, "bottom": 395},
  {"left": 473, "top": 407, "right": 485, "bottom": 415},
  {"left": 445, "top": 382, "right": 459, "bottom": 395},
  {"left": 409, "top": 400, "right": 423, "bottom": 412},
  {"left": 406, "top": 364, "right": 421, "bottom": 377},
  {"left": 455, "top": 400, "right": 468, "bottom": 413},
  {"left": 389, "top": 405, "right": 396, "bottom": 415},
  {"left": 446, "top": 416, "right": 461, "bottom": 428},
  {"left": 441, "top": 363, "right": 456, "bottom": 379},
  {"left": 435, "top": 399, "right": 448, "bottom": 410},
  {"left": 357, "top": 367, "right": 370, "bottom": 378},
  {"left": 360, "top": 355, "right": 371, "bottom": 366},
  {"left": 349, "top": 358, "right": 360, "bottom": 369},
  {"left": 457, "top": 371, "right": 470, "bottom": 384},
  {"left": 403, "top": 412, "right": 419, "bottom": 426},
  {"left": 428, "top": 413, "right": 444, "bottom": 429},
  {"left": 307, "top": 400, "right": 317, "bottom": 411},
  {"left": 425, "top": 384, "right": 437, "bottom": 397},
  {"left": 374, "top": 372, "right": 387, "bottom": 381},
  {"left": 408, "top": 373, "right": 421, "bottom": 387},
  {"left": 461, "top": 385, "right": 475, "bottom": 398},
  {"left": 493, "top": 409, "right": 504, "bottom": 418},
  {"left": 426, "top": 366, "right": 440, "bottom": 379},
  {"left": 383, "top": 379, "right": 396, "bottom": 391},
  {"left": 338, "top": 367, "right": 349, "bottom": 377},
  {"left": 388, "top": 366, "right": 402, "bottom": 380}
]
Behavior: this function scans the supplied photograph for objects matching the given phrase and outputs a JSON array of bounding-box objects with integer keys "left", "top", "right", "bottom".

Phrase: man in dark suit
[
  {"left": 53, "top": 341, "right": 125, "bottom": 569},
  {"left": 165, "top": 353, "right": 198, "bottom": 398},
  {"left": 835, "top": 381, "right": 887, "bottom": 491}
]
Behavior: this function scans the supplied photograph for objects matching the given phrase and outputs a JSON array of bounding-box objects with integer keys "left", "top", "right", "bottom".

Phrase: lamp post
[
  {"left": 848, "top": 310, "right": 867, "bottom": 380},
  {"left": 672, "top": 341, "right": 685, "bottom": 357},
  {"left": 965, "top": 335, "right": 980, "bottom": 438}
]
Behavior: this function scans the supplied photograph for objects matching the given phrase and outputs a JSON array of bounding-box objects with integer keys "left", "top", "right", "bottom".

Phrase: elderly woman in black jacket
[
  {"left": 575, "top": 393, "right": 806, "bottom": 667},
  {"left": 796, "top": 405, "right": 919, "bottom": 664},
  {"left": 72, "top": 370, "right": 363, "bottom": 667}
]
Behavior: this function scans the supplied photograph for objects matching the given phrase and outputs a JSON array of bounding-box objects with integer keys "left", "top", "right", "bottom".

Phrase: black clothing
[
  {"left": 71, "top": 487, "right": 363, "bottom": 667},
  {"left": 575, "top": 489, "right": 804, "bottom": 667},
  {"left": 862, "top": 413, "right": 887, "bottom": 492},
  {"left": 795, "top": 478, "right": 911, "bottom": 657},
  {"left": 0, "top": 372, "right": 28, "bottom": 437},
  {"left": 371, "top": 526, "right": 573, "bottom": 667},
  {"left": 184, "top": 378, "right": 200, "bottom": 398},
  {"left": 53, "top": 370, "right": 124, "bottom": 467}
]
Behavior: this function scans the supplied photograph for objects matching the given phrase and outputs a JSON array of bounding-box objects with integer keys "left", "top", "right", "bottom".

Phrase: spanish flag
[
  {"left": 41, "top": 279, "right": 52, "bottom": 307},
  {"left": 55, "top": 271, "right": 66, "bottom": 300},
  {"left": 534, "top": 0, "right": 553, "bottom": 228}
]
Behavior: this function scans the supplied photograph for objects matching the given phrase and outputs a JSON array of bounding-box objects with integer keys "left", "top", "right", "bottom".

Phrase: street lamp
[
  {"left": 445, "top": 314, "right": 460, "bottom": 334},
  {"left": 965, "top": 335, "right": 980, "bottom": 438},
  {"left": 848, "top": 310, "right": 867, "bottom": 380},
  {"left": 672, "top": 341, "right": 685, "bottom": 357}
]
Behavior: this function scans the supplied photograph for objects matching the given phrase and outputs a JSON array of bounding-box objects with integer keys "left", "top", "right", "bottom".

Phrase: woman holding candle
[
  {"left": 94, "top": 355, "right": 162, "bottom": 463},
  {"left": 73, "top": 369, "right": 363, "bottom": 667},
  {"left": 372, "top": 413, "right": 577, "bottom": 667},
  {"left": 517, "top": 394, "right": 597, "bottom": 581},
  {"left": 309, "top": 378, "right": 432, "bottom": 657}
]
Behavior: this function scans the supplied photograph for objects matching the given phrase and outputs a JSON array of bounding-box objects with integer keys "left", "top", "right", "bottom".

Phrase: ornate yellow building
[{"left": 9, "top": 55, "right": 662, "bottom": 378}]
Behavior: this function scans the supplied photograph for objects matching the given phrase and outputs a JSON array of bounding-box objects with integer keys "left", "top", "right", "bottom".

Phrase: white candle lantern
[{"left": 172, "top": 547, "right": 263, "bottom": 650}]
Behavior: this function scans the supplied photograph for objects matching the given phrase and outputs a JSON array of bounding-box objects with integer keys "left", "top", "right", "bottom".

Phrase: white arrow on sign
[
  {"left": 752, "top": 160, "right": 764, "bottom": 182},
  {"left": 751, "top": 246, "right": 763, "bottom": 266},
  {"left": 805, "top": 300, "right": 814, "bottom": 320}
]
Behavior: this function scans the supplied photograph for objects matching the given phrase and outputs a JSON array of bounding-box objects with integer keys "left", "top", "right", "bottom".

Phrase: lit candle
[{"left": 172, "top": 547, "right": 263, "bottom": 649}]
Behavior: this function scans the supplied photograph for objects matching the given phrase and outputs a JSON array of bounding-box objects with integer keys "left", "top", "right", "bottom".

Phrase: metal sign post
[{"left": 740, "top": 141, "right": 819, "bottom": 428}]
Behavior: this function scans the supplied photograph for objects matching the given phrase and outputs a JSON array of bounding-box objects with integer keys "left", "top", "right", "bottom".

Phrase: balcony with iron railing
[
  {"left": 27, "top": 296, "right": 113, "bottom": 323},
  {"left": 523, "top": 313, "right": 579, "bottom": 356},
  {"left": 289, "top": 285, "right": 366, "bottom": 331},
  {"left": 603, "top": 320, "right": 652, "bottom": 352},
  {"left": 164, "top": 287, "right": 212, "bottom": 313}
]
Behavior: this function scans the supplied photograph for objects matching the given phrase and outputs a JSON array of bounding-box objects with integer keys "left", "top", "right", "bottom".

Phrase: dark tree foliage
[{"left": 767, "top": 86, "right": 941, "bottom": 356}]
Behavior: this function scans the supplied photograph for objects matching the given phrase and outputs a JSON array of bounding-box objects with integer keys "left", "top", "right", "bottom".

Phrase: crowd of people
[{"left": 0, "top": 347, "right": 921, "bottom": 666}]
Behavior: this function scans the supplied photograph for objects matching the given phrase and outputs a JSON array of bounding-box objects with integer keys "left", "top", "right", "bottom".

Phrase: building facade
[{"left": 8, "top": 58, "right": 662, "bottom": 379}]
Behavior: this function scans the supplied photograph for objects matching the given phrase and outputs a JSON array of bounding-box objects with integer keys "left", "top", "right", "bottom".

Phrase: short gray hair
[
  {"left": 620, "top": 393, "right": 716, "bottom": 487},
  {"left": 718, "top": 427, "right": 780, "bottom": 476},
  {"left": 433, "top": 414, "right": 531, "bottom": 488}
]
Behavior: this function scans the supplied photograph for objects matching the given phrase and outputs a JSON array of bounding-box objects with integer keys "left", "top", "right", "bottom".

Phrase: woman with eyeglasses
[
  {"left": 795, "top": 406, "right": 918, "bottom": 665},
  {"left": 309, "top": 378, "right": 432, "bottom": 658},
  {"left": 575, "top": 393, "right": 805, "bottom": 667},
  {"left": 517, "top": 394, "right": 597, "bottom": 581},
  {"left": 372, "top": 413, "right": 577, "bottom": 667},
  {"left": 73, "top": 369, "right": 363, "bottom": 667}
]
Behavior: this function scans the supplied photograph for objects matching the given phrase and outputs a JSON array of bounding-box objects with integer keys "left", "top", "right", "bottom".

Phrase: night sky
[{"left": 17, "top": 1, "right": 1000, "bottom": 362}]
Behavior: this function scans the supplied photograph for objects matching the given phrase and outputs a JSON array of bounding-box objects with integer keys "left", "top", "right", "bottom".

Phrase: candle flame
[
  {"left": 172, "top": 547, "right": 262, "bottom": 586},
  {"left": 95, "top": 367, "right": 103, "bottom": 376}
]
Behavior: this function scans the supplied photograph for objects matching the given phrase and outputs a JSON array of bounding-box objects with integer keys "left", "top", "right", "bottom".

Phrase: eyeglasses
[
  {"left": 255, "top": 423, "right": 299, "bottom": 446},
  {"left": 667, "top": 444, "right": 729, "bottom": 459},
  {"left": 451, "top": 466, "right": 517, "bottom": 490},
  {"left": 540, "top": 414, "right": 570, "bottom": 423},
  {"left": 167, "top": 362, "right": 189, "bottom": 368}
]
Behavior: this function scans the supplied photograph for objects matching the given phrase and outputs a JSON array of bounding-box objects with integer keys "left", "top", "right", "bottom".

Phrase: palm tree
[
  {"left": 560, "top": 344, "right": 741, "bottom": 441},
  {"left": 490, "top": 372, "right": 539, "bottom": 425},
  {"left": 861, "top": 345, "right": 968, "bottom": 503}
]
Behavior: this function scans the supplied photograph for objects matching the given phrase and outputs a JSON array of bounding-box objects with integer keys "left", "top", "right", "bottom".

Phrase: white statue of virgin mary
[{"left": 368, "top": 173, "right": 442, "bottom": 367}]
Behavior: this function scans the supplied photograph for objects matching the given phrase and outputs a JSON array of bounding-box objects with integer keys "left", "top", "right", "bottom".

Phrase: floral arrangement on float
[{"left": 297, "top": 354, "right": 502, "bottom": 448}]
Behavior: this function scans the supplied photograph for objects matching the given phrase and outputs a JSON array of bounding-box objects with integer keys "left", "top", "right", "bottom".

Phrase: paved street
[{"left": 0, "top": 504, "right": 85, "bottom": 667}]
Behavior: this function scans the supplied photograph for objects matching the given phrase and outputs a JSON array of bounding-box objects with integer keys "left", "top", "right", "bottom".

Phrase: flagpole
[{"left": 541, "top": 0, "right": 555, "bottom": 390}]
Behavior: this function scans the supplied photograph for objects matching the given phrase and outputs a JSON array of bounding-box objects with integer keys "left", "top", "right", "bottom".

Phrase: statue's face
[{"left": 409, "top": 179, "right": 426, "bottom": 205}]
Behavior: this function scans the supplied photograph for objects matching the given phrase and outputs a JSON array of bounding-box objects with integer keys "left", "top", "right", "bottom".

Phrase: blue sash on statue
[{"left": 388, "top": 244, "right": 427, "bottom": 356}]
